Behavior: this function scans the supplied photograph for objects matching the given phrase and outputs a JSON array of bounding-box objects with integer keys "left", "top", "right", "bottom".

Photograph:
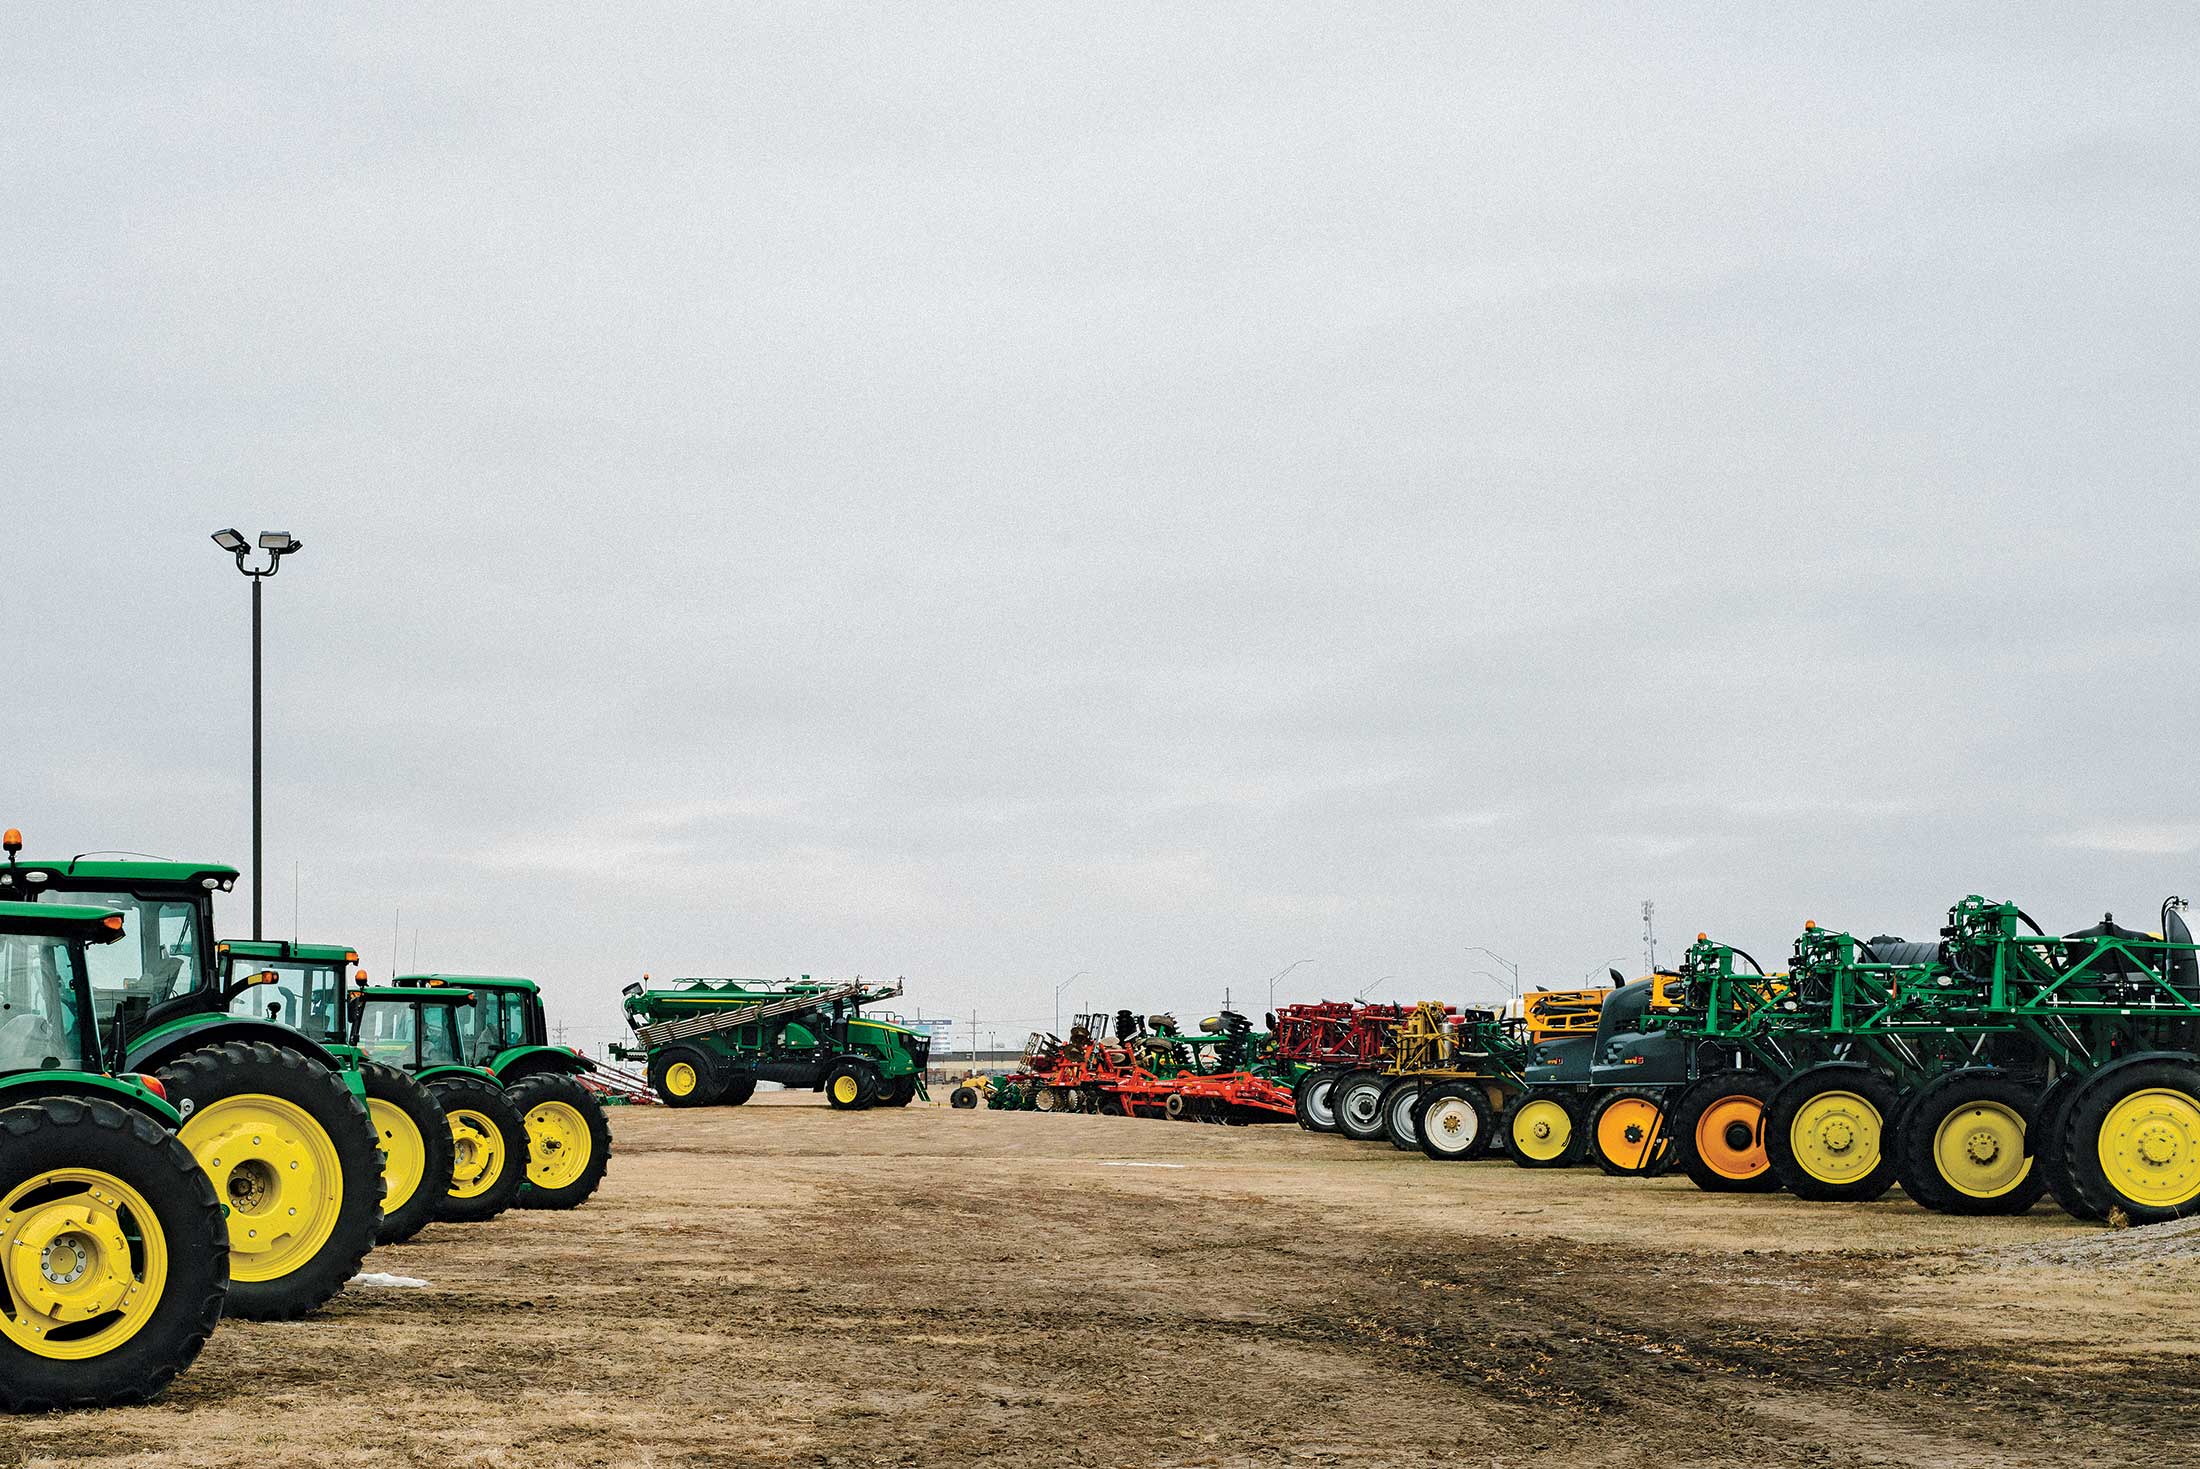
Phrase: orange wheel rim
[
  {"left": 1694, "top": 1093, "right": 1768, "bottom": 1179},
  {"left": 1597, "top": 1098, "right": 1662, "bottom": 1167}
]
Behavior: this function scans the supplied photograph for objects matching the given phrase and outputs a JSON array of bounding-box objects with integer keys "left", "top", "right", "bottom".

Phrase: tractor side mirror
[{"left": 220, "top": 969, "right": 282, "bottom": 1004}]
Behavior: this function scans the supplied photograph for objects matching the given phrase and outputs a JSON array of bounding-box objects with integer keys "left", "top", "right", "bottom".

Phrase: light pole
[
  {"left": 211, "top": 529, "right": 304, "bottom": 940},
  {"left": 1055, "top": 970, "right": 1088, "bottom": 1037},
  {"left": 1353, "top": 974, "right": 1395, "bottom": 1002},
  {"left": 1464, "top": 945, "right": 1521, "bottom": 1000},
  {"left": 1265, "top": 958, "right": 1313, "bottom": 1015}
]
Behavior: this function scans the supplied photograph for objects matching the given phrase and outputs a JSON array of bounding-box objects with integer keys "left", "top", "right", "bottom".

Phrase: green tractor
[
  {"left": 0, "top": 897, "right": 229, "bottom": 1411},
  {"left": 216, "top": 941, "right": 452, "bottom": 1244},
  {"left": 432, "top": 974, "right": 612, "bottom": 1210},
  {"left": 347, "top": 980, "right": 531, "bottom": 1223},
  {"left": 2, "top": 841, "right": 381, "bottom": 1320},
  {"left": 612, "top": 976, "right": 930, "bottom": 1109}
]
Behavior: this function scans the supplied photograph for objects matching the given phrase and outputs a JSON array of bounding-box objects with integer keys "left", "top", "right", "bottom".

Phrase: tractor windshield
[
  {"left": 456, "top": 988, "right": 531, "bottom": 1065},
  {"left": 0, "top": 933, "right": 89, "bottom": 1073},
  {"left": 231, "top": 959, "right": 347, "bottom": 1045},
  {"left": 356, "top": 999, "right": 467, "bottom": 1069},
  {"left": 34, "top": 889, "right": 207, "bottom": 1025}
]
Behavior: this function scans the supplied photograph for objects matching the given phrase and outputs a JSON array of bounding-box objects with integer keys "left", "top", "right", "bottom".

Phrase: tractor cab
[
  {"left": 219, "top": 939, "right": 357, "bottom": 1048},
  {"left": 347, "top": 981, "right": 483, "bottom": 1080},
  {"left": 0, "top": 899, "right": 182, "bottom": 1121}
]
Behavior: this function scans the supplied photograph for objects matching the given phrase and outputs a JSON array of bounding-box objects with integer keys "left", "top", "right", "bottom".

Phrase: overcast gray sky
[{"left": 6, "top": 6, "right": 2196, "bottom": 1057}]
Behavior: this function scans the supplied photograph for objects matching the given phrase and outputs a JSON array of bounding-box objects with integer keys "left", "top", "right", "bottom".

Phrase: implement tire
[
  {"left": 427, "top": 1074, "right": 528, "bottom": 1224},
  {"left": 1588, "top": 1090, "right": 1672, "bottom": 1177},
  {"left": 2069, "top": 1057, "right": 2200, "bottom": 1225},
  {"left": 950, "top": 1086, "right": 980, "bottom": 1109},
  {"left": 1502, "top": 1091, "right": 1585, "bottom": 1169},
  {"left": 509, "top": 1074, "right": 613, "bottom": 1211},
  {"left": 1380, "top": 1081, "right": 1424, "bottom": 1152},
  {"left": 158, "top": 1041, "right": 381, "bottom": 1321},
  {"left": 1418, "top": 1083, "right": 1494, "bottom": 1161},
  {"left": 0, "top": 1097, "right": 229, "bottom": 1412},
  {"left": 649, "top": 1047, "right": 723, "bottom": 1107},
  {"left": 1333, "top": 1070, "right": 1389, "bottom": 1142},
  {"left": 1767, "top": 1063, "right": 1899, "bottom": 1203},
  {"left": 1895, "top": 1068, "right": 2044, "bottom": 1216},
  {"left": 361, "top": 1063, "right": 452, "bottom": 1245},
  {"left": 1294, "top": 1068, "right": 1343, "bottom": 1132},
  {"left": 1672, "top": 1073, "right": 1780, "bottom": 1193}
]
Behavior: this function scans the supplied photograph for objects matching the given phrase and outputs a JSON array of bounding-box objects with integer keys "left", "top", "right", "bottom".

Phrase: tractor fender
[
  {"left": 415, "top": 1064, "right": 501, "bottom": 1086},
  {"left": 0, "top": 1071, "right": 185, "bottom": 1129},
  {"left": 124, "top": 1015, "right": 348, "bottom": 1078},
  {"left": 487, "top": 1045, "right": 596, "bottom": 1085}
]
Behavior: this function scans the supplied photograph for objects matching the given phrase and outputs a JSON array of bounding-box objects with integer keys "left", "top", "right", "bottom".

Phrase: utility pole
[{"left": 1642, "top": 899, "right": 1658, "bottom": 974}]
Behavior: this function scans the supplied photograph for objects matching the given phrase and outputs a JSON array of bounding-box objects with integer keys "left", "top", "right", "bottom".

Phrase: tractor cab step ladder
[{"left": 632, "top": 979, "right": 903, "bottom": 1047}]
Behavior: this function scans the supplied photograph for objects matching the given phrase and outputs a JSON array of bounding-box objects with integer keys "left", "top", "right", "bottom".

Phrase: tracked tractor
[
  {"left": 3, "top": 840, "right": 381, "bottom": 1319},
  {"left": 348, "top": 980, "right": 530, "bottom": 1223},
  {"left": 436, "top": 975, "right": 613, "bottom": 1210},
  {"left": 612, "top": 975, "right": 930, "bottom": 1109},
  {"left": 0, "top": 898, "right": 229, "bottom": 1411},
  {"left": 218, "top": 941, "right": 450, "bottom": 1244}
]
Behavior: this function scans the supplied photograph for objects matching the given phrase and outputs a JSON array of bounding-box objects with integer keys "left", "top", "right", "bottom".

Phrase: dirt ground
[{"left": 5, "top": 1098, "right": 2196, "bottom": 1469}]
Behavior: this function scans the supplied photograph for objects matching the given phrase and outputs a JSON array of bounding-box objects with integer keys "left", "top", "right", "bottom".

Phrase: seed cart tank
[{"left": 611, "top": 975, "right": 929, "bottom": 1109}]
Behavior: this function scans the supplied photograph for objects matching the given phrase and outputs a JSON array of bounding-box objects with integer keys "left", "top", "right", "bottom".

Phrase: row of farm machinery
[{"left": 968, "top": 892, "right": 2200, "bottom": 1230}]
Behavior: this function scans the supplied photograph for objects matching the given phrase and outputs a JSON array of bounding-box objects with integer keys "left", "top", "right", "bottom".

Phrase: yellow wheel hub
[
  {"left": 1789, "top": 1089, "right": 1882, "bottom": 1185},
  {"left": 180, "top": 1093, "right": 343, "bottom": 1285},
  {"left": 663, "top": 1063, "right": 698, "bottom": 1099},
  {"left": 831, "top": 1075, "right": 860, "bottom": 1105},
  {"left": 1694, "top": 1094, "right": 1769, "bottom": 1180},
  {"left": 0, "top": 1168, "right": 168, "bottom": 1361},
  {"left": 2097, "top": 1087, "right": 2200, "bottom": 1209},
  {"left": 446, "top": 1109, "right": 507, "bottom": 1200},
  {"left": 1511, "top": 1099, "right": 1573, "bottom": 1161},
  {"left": 368, "top": 1097, "right": 428, "bottom": 1216},
  {"left": 523, "top": 1101, "right": 592, "bottom": 1191},
  {"left": 1932, "top": 1100, "right": 2030, "bottom": 1198}
]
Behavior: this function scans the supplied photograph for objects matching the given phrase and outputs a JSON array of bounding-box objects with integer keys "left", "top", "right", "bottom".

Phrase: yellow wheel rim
[
  {"left": 523, "top": 1101, "right": 592, "bottom": 1191},
  {"left": 664, "top": 1063, "right": 698, "bottom": 1099},
  {"left": 1596, "top": 1098, "right": 1664, "bottom": 1170},
  {"left": 1694, "top": 1093, "right": 1769, "bottom": 1181},
  {"left": 0, "top": 1168, "right": 169, "bottom": 1361},
  {"left": 2096, "top": 1086, "right": 2200, "bottom": 1210},
  {"left": 180, "top": 1093, "right": 343, "bottom": 1285},
  {"left": 831, "top": 1075, "right": 860, "bottom": 1106},
  {"left": 1789, "top": 1089, "right": 1883, "bottom": 1185},
  {"left": 1932, "top": 1099, "right": 2031, "bottom": 1199},
  {"left": 368, "top": 1097, "right": 428, "bottom": 1216},
  {"left": 446, "top": 1109, "right": 507, "bottom": 1200},
  {"left": 1511, "top": 1098, "right": 1574, "bottom": 1162}
]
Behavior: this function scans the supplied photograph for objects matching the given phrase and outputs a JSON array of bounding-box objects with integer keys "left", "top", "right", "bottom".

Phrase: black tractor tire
[
  {"left": 507, "top": 1073, "right": 614, "bottom": 1211},
  {"left": 2068, "top": 1057, "right": 2200, "bottom": 1225},
  {"left": 1294, "top": 1067, "right": 1343, "bottom": 1132},
  {"left": 950, "top": 1085, "right": 980, "bottom": 1109},
  {"left": 1379, "top": 1080, "right": 1424, "bottom": 1151},
  {"left": 1894, "top": 1069, "right": 2045, "bottom": 1216},
  {"left": 426, "top": 1073, "right": 528, "bottom": 1224},
  {"left": 648, "top": 1046, "right": 724, "bottom": 1107},
  {"left": 881, "top": 1076, "right": 919, "bottom": 1107},
  {"left": 1670, "top": 1073, "right": 1781, "bottom": 1193},
  {"left": 1501, "top": 1091, "right": 1586, "bottom": 1170},
  {"left": 360, "top": 1062, "right": 453, "bottom": 1245},
  {"left": 157, "top": 1041, "right": 382, "bottom": 1321},
  {"left": 1587, "top": 1089, "right": 1673, "bottom": 1177},
  {"left": 1332, "top": 1070, "right": 1389, "bottom": 1142},
  {"left": 824, "top": 1057, "right": 882, "bottom": 1110},
  {"left": 1418, "top": 1082, "right": 1495, "bottom": 1161},
  {"left": 2032, "top": 1072, "right": 2104, "bottom": 1221},
  {"left": 719, "top": 1074, "right": 758, "bottom": 1107},
  {"left": 0, "top": 1097, "right": 230, "bottom": 1412},
  {"left": 1766, "top": 1063, "right": 1901, "bottom": 1203}
]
